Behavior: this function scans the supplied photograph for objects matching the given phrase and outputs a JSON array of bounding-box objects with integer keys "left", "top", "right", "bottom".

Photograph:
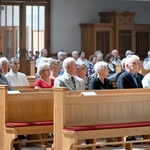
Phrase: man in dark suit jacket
[
  {"left": 117, "top": 55, "right": 143, "bottom": 141},
  {"left": 117, "top": 55, "right": 143, "bottom": 89}
]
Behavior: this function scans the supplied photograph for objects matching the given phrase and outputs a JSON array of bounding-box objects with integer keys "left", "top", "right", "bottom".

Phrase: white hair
[
  {"left": 121, "top": 58, "right": 126, "bottom": 70},
  {"left": 94, "top": 61, "right": 108, "bottom": 74},
  {"left": 63, "top": 57, "right": 76, "bottom": 70},
  {"left": 126, "top": 54, "right": 140, "bottom": 59},
  {"left": 37, "top": 62, "right": 50, "bottom": 76},
  {"left": 0, "top": 58, "right": 3, "bottom": 67},
  {"left": 0, "top": 57, "right": 8, "bottom": 66},
  {"left": 1, "top": 57, "right": 9, "bottom": 64},
  {"left": 76, "top": 61, "right": 86, "bottom": 69},
  {"left": 125, "top": 55, "right": 140, "bottom": 70},
  {"left": 147, "top": 50, "right": 150, "bottom": 55}
]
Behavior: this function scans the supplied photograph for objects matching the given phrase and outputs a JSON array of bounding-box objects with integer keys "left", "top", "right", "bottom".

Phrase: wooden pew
[
  {"left": 29, "top": 61, "right": 36, "bottom": 76},
  {"left": 12, "top": 85, "right": 34, "bottom": 92},
  {"left": 27, "top": 75, "right": 35, "bottom": 86},
  {"left": 53, "top": 87, "right": 150, "bottom": 150},
  {"left": 116, "top": 64, "right": 122, "bottom": 74},
  {"left": 0, "top": 85, "right": 53, "bottom": 150},
  {"left": 139, "top": 68, "right": 150, "bottom": 76}
]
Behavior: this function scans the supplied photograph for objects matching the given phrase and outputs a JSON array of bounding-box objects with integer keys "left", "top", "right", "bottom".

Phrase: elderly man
[
  {"left": 5, "top": 57, "right": 29, "bottom": 86},
  {"left": 54, "top": 57, "right": 85, "bottom": 91},
  {"left": 71, "top": 50, "right": 79, "bottom": 60},
  {"left": 111, "top": 49, "right": 121, "bottom": 65},
  {"left": 117, "top": 55, "right": 143, "bottom": 89},
  {"left": 117, "top": 55, "right": 143, "bottom": 141},
  {"left": 35, "top": 48, "right": 48, "bottom": 68}
]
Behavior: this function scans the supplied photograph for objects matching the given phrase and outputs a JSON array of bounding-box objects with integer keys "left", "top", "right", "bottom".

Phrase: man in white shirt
[
  {"left": 35, "top": 48, "right": 48, "bottom": 68},
  {"left": 5, "top": 57, "right": 29, "bottom": 86}
]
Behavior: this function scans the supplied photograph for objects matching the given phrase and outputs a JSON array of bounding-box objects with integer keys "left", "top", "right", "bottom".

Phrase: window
[{"left": 0, "top": 0, "right": 50, "bottom": 60}]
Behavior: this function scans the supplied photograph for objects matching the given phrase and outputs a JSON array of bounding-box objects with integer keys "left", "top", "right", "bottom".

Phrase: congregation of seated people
[{"left": 1, "top": 48, "right": 150, "bottom": 145}]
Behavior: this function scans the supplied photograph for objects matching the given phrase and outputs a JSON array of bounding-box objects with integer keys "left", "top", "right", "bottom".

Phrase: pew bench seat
[
  {"left": 6, "top": 120, "right": 53, "bottom": 127},
  {"left": 62, "top": 121, "right": 150, "bottom": 150},
  {"left": 5, "top": 121, "right": 53, "bottom": 150},
  {"left": 64, "top": 121, "right": 150, "bottom": 131}
]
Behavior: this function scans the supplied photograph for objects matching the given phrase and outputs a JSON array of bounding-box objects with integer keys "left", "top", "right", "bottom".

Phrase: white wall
[{"left": 51, "top": 0, "right": 150, "bottom": 53}]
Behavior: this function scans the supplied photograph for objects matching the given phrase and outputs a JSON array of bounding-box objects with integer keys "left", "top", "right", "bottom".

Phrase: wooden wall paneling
[
  {"left": 80, "top": 24, "right": 95, "bottom": 58},
  {"left": 80, "top": 12, "right": 150, "bottom": 60},
  {"left": 135, "top": 24, "right": 150, "bottom": 59},
  {"left": 80, "top": 23, "right": 115, "bottom": 58}
]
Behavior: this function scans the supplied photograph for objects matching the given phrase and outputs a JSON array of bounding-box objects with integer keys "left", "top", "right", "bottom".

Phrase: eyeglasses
[{"left": 41, "top": 69, "right": 50, "bottom": 72}]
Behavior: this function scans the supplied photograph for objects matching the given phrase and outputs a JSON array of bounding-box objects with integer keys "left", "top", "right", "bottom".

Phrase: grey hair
[
  {"left": 57, "top": 51, "right": 65, "bottom": 58},
  {"left": 71, "top": 51, "right": 79, "bottom": 56},
  {"left": 125, "top": 50, "right": 133, "bottom": 57},
  {"left": 9, "top": 57, "right": 19, "bottom": 64},
  {"left": 94, "top": 61, "right": 108, "bottom": 74},
  {"left": 49, "top": 59, "right": 61, "bottom": 69},
  {"left": 37, "top": 62, "right": 50, "bottom": 76}
]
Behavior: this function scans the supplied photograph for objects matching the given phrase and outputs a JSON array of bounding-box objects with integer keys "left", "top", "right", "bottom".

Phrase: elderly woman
[
  {"left": 35, "top": 57, "right": 52, "bottom": 80},
  {"left": 34, "top": 62, "right": 54, "bottom": 89},
  {"left": 0, "top": 58, "right": 12, "bottom": 90},
  {"left": 89, "top": 61, "right": 114, "bottom": 90},
  {"left": 49, "top": 59, "right": 61, "bottom": 79}
]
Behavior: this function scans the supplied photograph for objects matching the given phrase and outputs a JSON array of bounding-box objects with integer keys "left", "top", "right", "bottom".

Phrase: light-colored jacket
[{"left": 54, "top": 72, "right": 85, "bottom": 91}]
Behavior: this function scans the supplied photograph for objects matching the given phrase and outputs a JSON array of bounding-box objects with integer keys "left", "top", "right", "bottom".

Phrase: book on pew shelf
[
  {"left": 81, "top": 91, "right": 97, "bottom": 96},
  {"left": 7, "top": 91, "right": 21, "bottom": 94}
]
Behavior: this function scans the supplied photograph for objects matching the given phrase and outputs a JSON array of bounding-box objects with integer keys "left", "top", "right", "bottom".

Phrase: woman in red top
[{"left": 34, "top": 62, "right": 54, "bottom": 89}]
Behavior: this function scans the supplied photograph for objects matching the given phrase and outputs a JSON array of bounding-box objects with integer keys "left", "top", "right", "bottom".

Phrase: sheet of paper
[
  {"left": 7, "top": 91, "right": 21, "bottom": 94},
  {"left": 81, "top": 92, "right": 97, "bottom": 96}
]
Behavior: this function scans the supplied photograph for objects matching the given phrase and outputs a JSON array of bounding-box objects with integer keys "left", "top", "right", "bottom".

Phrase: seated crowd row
[{"left": 0, "top": 49, "right": 150, "bottom": 91}]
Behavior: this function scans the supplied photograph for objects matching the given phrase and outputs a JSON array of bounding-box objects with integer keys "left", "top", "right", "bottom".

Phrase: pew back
[
  {"left": 27, "top": 75, "right": 35, "bottom": 86},
  {"left": 53, "top": 87, "right": 150, "bottom": 150},
  {"left": 0, "top": 85, "right": 53, "bottom": 149}
]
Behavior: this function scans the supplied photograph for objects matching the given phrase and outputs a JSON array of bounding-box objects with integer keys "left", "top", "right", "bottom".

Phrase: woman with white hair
[
  {"left": 1, "top": 57, "right": 9, "bottom": 75},
  {"left": 34, "top": 62, "right": 54, "bottom": 89},
  {"left": 89, "top": 61, "right": 114, "bottom": 90}
]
